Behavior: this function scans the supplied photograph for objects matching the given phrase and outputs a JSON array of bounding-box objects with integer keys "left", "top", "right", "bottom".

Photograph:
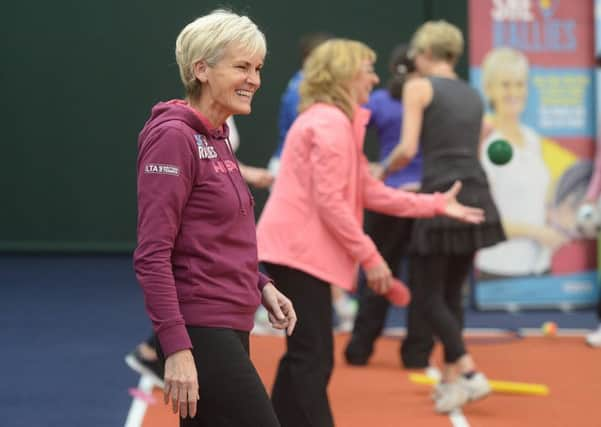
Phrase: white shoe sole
[
  {"left": 468, "top": 387, "right": 491, "bottom": 402},
  {"left": 125, "top": 354, "right": 165, "bottom": 388}
]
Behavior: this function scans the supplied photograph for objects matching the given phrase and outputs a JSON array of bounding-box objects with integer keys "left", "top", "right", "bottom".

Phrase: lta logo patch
[{"left": 144, "top": 163, "right": 180, "bottom": 176}]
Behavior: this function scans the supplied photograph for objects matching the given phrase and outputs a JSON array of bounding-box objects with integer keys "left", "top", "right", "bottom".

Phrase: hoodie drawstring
[{"left": 224, "top": 137, "right": 251, "bottom": 215}]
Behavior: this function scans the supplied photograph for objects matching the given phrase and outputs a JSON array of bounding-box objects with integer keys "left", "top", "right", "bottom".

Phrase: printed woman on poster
[{"left": 475, "top": 47, "right": 568, "bottom": 278}]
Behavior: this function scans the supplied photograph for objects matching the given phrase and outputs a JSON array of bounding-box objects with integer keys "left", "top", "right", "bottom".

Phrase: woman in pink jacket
[{"left": 256, "top": 38, "right": 484, "bottom": 427}]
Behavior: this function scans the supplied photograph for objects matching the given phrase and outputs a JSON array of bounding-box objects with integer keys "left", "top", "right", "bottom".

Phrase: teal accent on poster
[
  {"left": 471, "top": 67, "right": 595, "bottom": 138},
  {"left": 475, "top": 271, "right": 599, "bottom": 310}
]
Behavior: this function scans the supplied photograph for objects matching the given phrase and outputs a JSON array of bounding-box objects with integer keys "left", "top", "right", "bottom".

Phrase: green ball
[{"left": 487, "top": 139, "right": 513, "bottom": 165}]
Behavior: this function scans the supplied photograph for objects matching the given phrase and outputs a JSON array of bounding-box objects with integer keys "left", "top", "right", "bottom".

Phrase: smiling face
[
  {"left": 486, "top": 67, "right": 528, "bottom": 119},
  {"left": 194, "top": 42, "right": 264, "bottom": 122},
  {"left": 349, "top": 60, "right": 380, "bottom": 105}
]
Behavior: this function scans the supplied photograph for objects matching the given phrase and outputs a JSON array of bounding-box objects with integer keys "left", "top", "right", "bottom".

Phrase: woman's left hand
[
  {"left": 261, "top": 283, "right": 297, "bottom": 336},
  {"left": 442, "top": 181, "right": 485, "bottom": 224}
]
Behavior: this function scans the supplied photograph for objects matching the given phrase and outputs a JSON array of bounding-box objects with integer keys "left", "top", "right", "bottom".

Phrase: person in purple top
[
  {"left": 365, "top": 48, "right": 422, "bottom": 191},
  {"left": 134, "top": 10, "right": 296, "bottom": 425},
  {"left": 345, "top": 44, "right": 435, "bottom": 369},
  {"left": 267, "top": 32, "right": 333, "bottom": 174}
]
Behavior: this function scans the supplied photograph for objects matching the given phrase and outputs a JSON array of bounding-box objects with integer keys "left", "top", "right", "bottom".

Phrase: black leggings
[
  {"left": 158, "top": 327, "right": 280, "bottom": 427},
  {"left": 348, "top": 212, "right": 434, "bottom": 367},
  {"left": 263, "top": 262, "right": 335, "bottom": 427},
  {"left": 410, "top": 253, "right": 474, "bottom": 363}
]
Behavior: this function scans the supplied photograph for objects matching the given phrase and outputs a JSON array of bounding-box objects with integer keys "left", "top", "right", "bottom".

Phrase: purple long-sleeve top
[
  {"left": 134, "top": 100, "right": 270, "bottom": 357},
  {"left": 365, "top": 89, "right": 422, "bottom": 188}
]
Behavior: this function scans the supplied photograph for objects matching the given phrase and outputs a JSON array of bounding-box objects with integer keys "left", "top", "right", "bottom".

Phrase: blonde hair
[
  {"left": 299, "top": 39, "right": 376, "bottom": 118},
  {"left": 481, "top": 47, "right": 529, "bottom": 89},
  {"left": 175, "top": 9, "right": 266, "bottom": 99},
  {"left": 410, "top": 20, "right": 463, "bottom": 64}
]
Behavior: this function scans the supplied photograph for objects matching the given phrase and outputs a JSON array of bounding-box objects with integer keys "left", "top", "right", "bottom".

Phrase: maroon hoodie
[{"left": 134, "top": 100, "right": 271, "bottom": 357}]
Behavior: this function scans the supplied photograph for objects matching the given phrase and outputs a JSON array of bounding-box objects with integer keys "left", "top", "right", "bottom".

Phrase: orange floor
[{"left": 142, "top": 334, "right": 601, "bottom": 427}]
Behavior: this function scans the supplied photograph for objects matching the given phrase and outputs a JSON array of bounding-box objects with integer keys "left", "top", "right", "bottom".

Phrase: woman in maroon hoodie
[{"left": 134, "top": 10, "right": 296, "bottom": 426}]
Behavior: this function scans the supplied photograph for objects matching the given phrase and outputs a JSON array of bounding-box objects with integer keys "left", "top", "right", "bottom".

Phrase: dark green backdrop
[{"left": 1, "top": 0, "right": 467, "bottom": 252}]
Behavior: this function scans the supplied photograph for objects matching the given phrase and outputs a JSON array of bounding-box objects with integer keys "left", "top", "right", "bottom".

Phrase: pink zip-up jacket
[{"left": 257, "top": 103, "right": 446, "bottom": 291}]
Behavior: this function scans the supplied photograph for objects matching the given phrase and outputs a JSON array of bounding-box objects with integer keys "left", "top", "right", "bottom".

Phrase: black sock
[{"left": 463, "top": 371, "right": 476, "bottom": 379}]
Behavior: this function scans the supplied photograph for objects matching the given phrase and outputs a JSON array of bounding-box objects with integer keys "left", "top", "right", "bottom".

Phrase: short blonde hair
[
  {"left": 481, "top": 47, "right": 529, "bottom": 90},
  {"left": 411, "top": 20, "right": 463, "bottom": 64},
  {"left": 175, "top": 9, "right": 266, "bottom": 99},
  {"left": 299, "top": 39, "right": 376, "bottom": 118}
]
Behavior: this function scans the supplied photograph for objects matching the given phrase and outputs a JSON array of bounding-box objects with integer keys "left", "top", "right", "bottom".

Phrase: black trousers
[
  {"left": 263, "top": 262, "right": 335, "bottom": 427},
  {"left": 158, "top": 327, "right": 280, "bottom": 427},
  {"left": 346, "top": 212, "right": 434, "bottom": 368},
  {"left": 410, "top": 254, "right": 473, "bottom": 363}
]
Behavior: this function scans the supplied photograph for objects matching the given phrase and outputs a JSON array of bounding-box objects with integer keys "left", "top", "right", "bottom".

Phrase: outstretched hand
[{"left": 442, "top": 181, "right": 485, "bottom": 224}]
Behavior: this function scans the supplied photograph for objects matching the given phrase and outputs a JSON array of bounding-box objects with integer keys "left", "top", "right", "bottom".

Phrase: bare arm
[
  {"left": 239, "top": 163, "right": 274, "bottom": 188},
  {"left": 479, "top": 117, "right": 494, "bottom": 158},
  {"left": 585, "top": 137, "right": 601, "bottom": 201},
  {"left": 383, "top": 78, "right": 432, "bottom": 173},
  {"left": 503, "top": 220, "right": 566, "bottom": 250}
]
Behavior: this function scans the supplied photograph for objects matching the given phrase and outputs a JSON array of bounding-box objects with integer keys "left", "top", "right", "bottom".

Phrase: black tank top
[{"left": 420, "top": 77, "right": 488, "bottom": 191}]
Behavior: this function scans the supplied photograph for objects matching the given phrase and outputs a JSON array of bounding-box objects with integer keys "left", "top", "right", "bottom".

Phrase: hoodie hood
[{"left": 139, "top": 99, "right": 230, "bottom": 144}]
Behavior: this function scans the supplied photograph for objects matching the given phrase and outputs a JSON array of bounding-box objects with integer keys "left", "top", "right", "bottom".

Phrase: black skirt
[{"left": 410, "top": 178, "right": 506, "bottom": 255}]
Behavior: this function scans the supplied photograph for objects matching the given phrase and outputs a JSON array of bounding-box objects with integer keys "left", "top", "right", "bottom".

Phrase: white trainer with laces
[
  {"left": 334, "top": 295, "right": 358, "bottom": 332},
  {"left": 434, "top": 381, "right": 469, "bottom": 413},
  {"left": 460, "top": 372, "right": 491, "bottom": 401},
  {"left": 432, "top": 381, "right": 448, "bottom": 402},
  {"left": 334, "top": 295, "right": 358, "bottom": 323},
  {"left": 585, "top": 324, "right": 601, "bottom": 347},
  {"left": 425, "top": 365, "right": 442, "bottom": 382}
]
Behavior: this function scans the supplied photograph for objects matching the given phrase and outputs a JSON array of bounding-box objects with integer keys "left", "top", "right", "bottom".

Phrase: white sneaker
[
  {"left": 334, "top": 295, "right": 358, "bottom": 323},
  {"left": 585, "top": 324, "right": 601, "bottom": 347},
  {"left": 460, "top": 372, "right": 491, "bottom": 402},
  {"left": 432, "top": 381, "right": 448, "bottom": 402},
  {"left": 252, "top": 306, "right": 273, "bottom": 335},
  {"left": 426, "top": 367, "right": 443, "bottom": 401},
  {"left": 425, "top": 366, "right": 442, "bottom": 382},
  {"left": 434, "top": 382, "right": 469, "bottom": 413},
  {"left": 334, "top": 295, "right": 358, "bottom": 332}
]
